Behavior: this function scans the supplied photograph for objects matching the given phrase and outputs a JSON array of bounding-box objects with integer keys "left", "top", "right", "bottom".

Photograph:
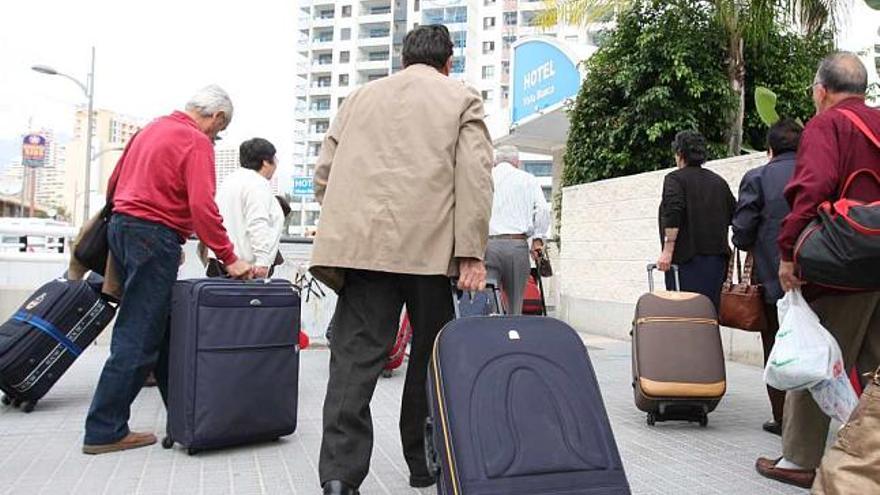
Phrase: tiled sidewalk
[{"left": 0, "top": 337, "right": 806, "bottom": 494}]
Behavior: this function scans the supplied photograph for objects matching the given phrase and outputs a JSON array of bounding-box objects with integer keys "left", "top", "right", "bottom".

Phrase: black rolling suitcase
[
  {"left": 0, "top": 275, "right": 116, "bottom": 412},
  {"left": 425, "top": 286, "right": 630, "bottom": 495},
  {"left": 162, "top": 278, "right": 301, "bottom": 454}
]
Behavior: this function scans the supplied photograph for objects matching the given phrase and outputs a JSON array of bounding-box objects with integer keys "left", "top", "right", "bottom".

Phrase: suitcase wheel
[
  {"left": 1, "top": 395, "right": 10, "bottom": 406},
  {"left": 698, "top": 414, "right": 708, "bottom": 428},
  {"left": 21, "top": 401, "right": 36, "bottom": 413},
  {"left": 11, "top": 398, "right": 22, "bottom": 408},
  {"left": 646, "top": 412, "right": 657, "bottom": 427},
  {"left": 381, "top": 369, "right": 393, "bottom": 379},
  {"left": 187, "top": 448, "right": 200, "bottom": 456},
  {"left": 161, "top": 437, "right": 174, "bottom": 449}
]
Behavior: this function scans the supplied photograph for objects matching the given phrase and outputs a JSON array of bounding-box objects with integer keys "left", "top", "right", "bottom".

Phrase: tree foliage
[
  {"left": 563, "top": 1, "right": 734, "bottom": 186},
  {"left": 742, "top": 29, "right": 834, "bottom": 150}
]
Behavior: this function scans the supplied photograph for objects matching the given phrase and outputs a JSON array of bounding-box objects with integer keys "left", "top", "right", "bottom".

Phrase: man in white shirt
[
  {"left": 211, "top": 138, "right": 284, "bottom": 279},
  {"left": 486, "top": 145, "right": 551, "bottom": 315}
]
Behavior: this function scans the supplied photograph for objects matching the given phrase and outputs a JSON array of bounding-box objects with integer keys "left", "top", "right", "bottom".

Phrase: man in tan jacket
[{"left": 310, "top": 25, "right": 493, "bottom": 495}]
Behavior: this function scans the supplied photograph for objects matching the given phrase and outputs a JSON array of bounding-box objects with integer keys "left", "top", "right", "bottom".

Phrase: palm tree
[{"left": 538, "top": 0, "right": 842, "bottom": 155}]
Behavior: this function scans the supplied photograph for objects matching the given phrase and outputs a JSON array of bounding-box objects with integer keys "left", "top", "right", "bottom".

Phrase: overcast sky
[{"left": 0, "top": 0, "right": 297, "bottom": 182}]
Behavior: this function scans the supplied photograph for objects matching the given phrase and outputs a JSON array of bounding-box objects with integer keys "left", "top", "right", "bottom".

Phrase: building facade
[
  {"left": 63, "top": 108, "right": 143, "bottom": 224},
  {"left": 293, "top": 0, "right": 599, "bottom": 234}
]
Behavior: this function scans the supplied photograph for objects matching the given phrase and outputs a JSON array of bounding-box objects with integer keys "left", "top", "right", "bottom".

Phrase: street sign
[
  {"left": 511, "top": 39, "right": 582, "bottom": 126},
  {"left": 22, "top": 134, "right": 48, "bottom": 168},
  {"left": 293, "top": 177, "right": 314, "bottom": 197}
]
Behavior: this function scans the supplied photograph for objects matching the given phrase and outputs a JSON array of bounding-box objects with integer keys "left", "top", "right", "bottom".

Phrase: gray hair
[
  {"left": 185, "top": 85, "right": 234, "bottom": 121},
  {"left": 495, "top": 145, "right": 520, "bottom": 166},
  {"left": 816, "top": 52, "right": 868, "bottom": 95}
]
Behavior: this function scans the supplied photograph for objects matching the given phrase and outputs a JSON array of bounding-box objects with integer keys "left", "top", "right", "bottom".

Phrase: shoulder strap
[
  {"left": 838, "top": 108, "right": 880, "bottom": 149},
  {"left": 836, "top": 109, "right": 880, "bottom": 197}
]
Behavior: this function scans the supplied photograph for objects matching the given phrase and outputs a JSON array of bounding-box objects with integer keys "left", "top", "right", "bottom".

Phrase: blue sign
[
  {"left": 22, "top": 134, "right": 47, "bottom": 168},
  {"left": 293, "top": 177, "right": 314, "bottom": 197},
  {"left": 511, "top": 39, "right": 582, "bottom": 125}
]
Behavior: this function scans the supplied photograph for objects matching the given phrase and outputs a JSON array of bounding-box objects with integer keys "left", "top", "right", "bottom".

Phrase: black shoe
[
  {"left": 410, "top": 474, "right": 437, "bottom": 488},
  {"left": 322, "top": 480, "right": 359, "bottom": 495},
  {"left": 763, "top": 420, "right": 782, "bottom": 436}
]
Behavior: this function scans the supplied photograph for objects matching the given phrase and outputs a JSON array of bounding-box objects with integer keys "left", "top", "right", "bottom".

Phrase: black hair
[
  {"left": 767, "top": 118, "right": 803, "bottom": 155},
  {"left": 276, "top": 195, "right": 292, "bottom": 218},
  {"left": 816, "top": 52, "right": 868, "bottom": 95},
  {"left": 239, "top": 138, "right": 276, "bottom": 171},
  {"left": 402, "top": 25, "right": 453, "bottom": 70},
  {"left": 672, "top": 130, "right": 708, "bottom": 167}
]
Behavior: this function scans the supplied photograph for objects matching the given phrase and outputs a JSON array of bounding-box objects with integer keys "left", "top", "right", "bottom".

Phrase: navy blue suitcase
[
  {"left": 163, "top": 279, "right": 301, "bottom": 454},
  {"left": 0, "top": 275, "right": 116, "bottom": 412},
  {"left": 426, "top": 312, "right": 630, "bottom": 494}
]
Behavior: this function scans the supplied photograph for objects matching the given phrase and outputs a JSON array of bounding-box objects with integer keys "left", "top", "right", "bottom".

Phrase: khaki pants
[
  {"left": 812, "top": 369, "right": 880, "bottom": 495},
  {"left": 781, "top": 291, "right": 880, "bottom": 469}
]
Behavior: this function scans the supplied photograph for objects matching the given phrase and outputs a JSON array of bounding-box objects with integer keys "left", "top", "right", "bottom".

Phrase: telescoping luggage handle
[
  {"left": 449, "top": 279, "right": 502, "bottom": 318},
  {"left": 646, "top": 263, "right": 680, "bottom": 292}
]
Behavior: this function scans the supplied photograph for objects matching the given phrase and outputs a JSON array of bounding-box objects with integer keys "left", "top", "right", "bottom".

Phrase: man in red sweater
[
  {"left": 82, "top": 85, "right": 252, "bottom": 455},
  {"left": 756, "top": 53, "right": 880, "bottom": 488}
]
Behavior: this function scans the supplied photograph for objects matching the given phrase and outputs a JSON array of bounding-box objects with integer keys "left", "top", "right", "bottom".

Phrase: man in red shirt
[
  {"left": 756, "top": 53, "right": 880, "bottom": 488},
  {"left": 82, "top": 85, "right": 252, "bottom": 455}
]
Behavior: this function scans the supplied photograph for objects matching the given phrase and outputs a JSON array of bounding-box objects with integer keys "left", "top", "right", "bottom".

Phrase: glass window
[
  {"left": 342, "top": 5, "right": 352, "bottom": 17},
  {"left": 340, "top": 51, "right": 350, "bottom": 63},
  {"left": 341, "top": 28, "right": 351, "bottom": 40},
  {"left": 503, "top": 12, "right": 517, "bottom": 25},
  {"left": 481, "top": 89, "right": 494, "bottom": 101},
  {"left": 339, "top": 74, "right": 349, "bottom": 86},
  {"left": 482, "top": 41, "right": 495, "bottom": 54},
  {"left": 483, "top": 17, "right": 495, "bottom": 29},
  {"left": 482, "top": 65, "right": 495, "bottom": 79},
  {"left": 523, "top": 161, "right": 553, "bottom": 177}
]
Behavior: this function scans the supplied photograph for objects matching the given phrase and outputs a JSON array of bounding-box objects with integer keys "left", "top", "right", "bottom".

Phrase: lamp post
[{"left": 32, "top": 46, "right": 95, "bottom": 226}]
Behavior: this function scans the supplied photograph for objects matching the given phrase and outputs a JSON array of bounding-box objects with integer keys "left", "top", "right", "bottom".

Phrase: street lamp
[{"left": 32, "top": 46, "right": 95, "bottom": 226}]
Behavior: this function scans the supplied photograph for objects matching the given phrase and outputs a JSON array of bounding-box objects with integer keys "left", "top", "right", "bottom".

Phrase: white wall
[{"left": 557, "top": 153, "right": 770, "bottom": 366}]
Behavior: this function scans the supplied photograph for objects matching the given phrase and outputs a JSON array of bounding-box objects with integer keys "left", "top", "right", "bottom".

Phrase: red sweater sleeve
[
  {"left": 186, "top": 140, "right": 238, "bottom": 265},
  {"left": 777, "top": 119, "right": 841, "bottom": 261}
]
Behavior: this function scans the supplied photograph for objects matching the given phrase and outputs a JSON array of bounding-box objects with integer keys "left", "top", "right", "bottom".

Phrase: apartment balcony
[
  {"left": 309, "top": 109, "right": 332, "bottom": 119},
  {"left": 311, "top": 39, "right": 335, "bottom": 50},
  {"left": 308, "top": 131, "right": 328, "bottom": 142},
  {"left": 305, "top": 154, "right": 320, "bottom": 165},
  {"left": 310, "top": 63, "right": 334, "bottom": 74},
  {"left": 309, "top": 84, "right": 333, "bottom": 96},
  {"left": 358, "top": 35, "right": 391, "bottom": 47},
  {"left": 298, "top": 15, "right": 311, "bottom": 26},
  {"left": 312, "top": 16, "right": 335, "bottom": 28},
  {"left": 358, "top": 12, "right": 393, "bottom": 24},
  {"left": 357, "top": 57, "right": 390, "bottom": 70},
  {"left": 296, "top": 62, "right": 310, "bottom": 75},
  {"left": 503, "top": 0, "right": 517, "bottom": 10}
]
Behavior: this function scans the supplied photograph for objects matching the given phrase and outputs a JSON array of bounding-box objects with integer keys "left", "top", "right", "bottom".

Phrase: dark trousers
[
  {"left": 666, "top": 254, "right": 727, "bottom": 311},
  {"left": 319, "top": 270, "right": 454, "bottom": 488},
  {"left": 761, "top": 303, "right": 786, "bottom": 423},
  {"left": 84, "top": 214, "right": 180, "bottom": 444}
]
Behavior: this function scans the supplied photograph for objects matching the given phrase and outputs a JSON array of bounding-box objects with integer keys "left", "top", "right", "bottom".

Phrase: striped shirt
[{"left": 489, "top": 162, "right": 551, "bottom": 240}]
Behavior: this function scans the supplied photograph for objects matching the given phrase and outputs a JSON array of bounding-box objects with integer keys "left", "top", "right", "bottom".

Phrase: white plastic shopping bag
[
  {"left": 764, "top": 290, "right": 858, "bottom": 423},
  {"left": 765, "top": 290, "right": 833, "bottom": 390}
]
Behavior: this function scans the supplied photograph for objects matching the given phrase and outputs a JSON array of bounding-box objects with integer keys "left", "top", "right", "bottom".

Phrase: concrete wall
[{"left": 557, "top": 153, "right": 770, "bottom": 366}]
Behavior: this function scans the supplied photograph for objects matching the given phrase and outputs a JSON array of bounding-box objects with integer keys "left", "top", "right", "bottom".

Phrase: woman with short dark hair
[{"left": 657, "top": 130, "right": 736, "bottom": 309}]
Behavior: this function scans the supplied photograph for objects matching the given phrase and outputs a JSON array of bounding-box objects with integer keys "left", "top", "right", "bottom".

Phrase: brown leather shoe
[
  {"left": 755, "top": 457, "right": 816, "bottom": 489},
  {"left": 83, "top": 431, "right": 157, "bottom": 455}
]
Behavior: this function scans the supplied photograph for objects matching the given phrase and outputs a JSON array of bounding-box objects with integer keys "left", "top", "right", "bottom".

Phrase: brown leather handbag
[{"left": 719, "top": 249, "right": 767, "bottom": 332}]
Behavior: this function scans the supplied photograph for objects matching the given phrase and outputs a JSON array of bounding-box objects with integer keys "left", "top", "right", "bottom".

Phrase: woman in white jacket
[{"left": 207, "top": 137, "right": 284, "bottom": 278}]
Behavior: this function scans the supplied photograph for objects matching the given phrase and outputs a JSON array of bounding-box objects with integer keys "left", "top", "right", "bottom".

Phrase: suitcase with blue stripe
[
  {"left": 162, "top": 278, "right": 301, "bottom": 454},
  {"left": 0, "top": 275, "right": 116, "bottom": 412},
  {"left": 425, "top": 296, "right": 630, "bottom": 494}
]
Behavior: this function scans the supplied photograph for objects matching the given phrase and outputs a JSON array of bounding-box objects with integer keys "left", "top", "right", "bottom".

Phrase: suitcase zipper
[
  {"left": 431, "top": 336, "right": 462, "bottom": 495},
  {"left": 635, "top": 317, "right": 718, "bottom": 326}
]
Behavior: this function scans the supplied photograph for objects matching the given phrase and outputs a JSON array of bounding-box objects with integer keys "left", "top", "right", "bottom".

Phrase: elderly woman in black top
[{"left": 657, "top": 131, "right": 735, "bottom": 310}]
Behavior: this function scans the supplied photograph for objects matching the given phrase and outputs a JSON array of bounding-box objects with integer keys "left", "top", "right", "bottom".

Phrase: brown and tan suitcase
[{"left": 631, "top": 264, "right": 726, "bottom": 427}]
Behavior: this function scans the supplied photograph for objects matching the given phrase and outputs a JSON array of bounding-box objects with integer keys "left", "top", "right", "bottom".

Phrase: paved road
[{"left": 0, "top": 336, "right": 806, "bottom": 494}]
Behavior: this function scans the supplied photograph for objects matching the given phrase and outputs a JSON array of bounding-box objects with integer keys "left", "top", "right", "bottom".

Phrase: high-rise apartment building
[
  {"left": 293, "top": 0, "right": 598, "bottom": 234},
  {"left": 214, "top": 146, "right": 239, "bottom": 187},
  {"left": 63, "top": 108, "right": 143, "bottom": 224}
]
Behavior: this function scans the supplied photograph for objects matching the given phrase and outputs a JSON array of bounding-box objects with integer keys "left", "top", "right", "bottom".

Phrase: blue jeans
[{"left": 84, "top": 214, "right": 180, "bottom": 445}]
